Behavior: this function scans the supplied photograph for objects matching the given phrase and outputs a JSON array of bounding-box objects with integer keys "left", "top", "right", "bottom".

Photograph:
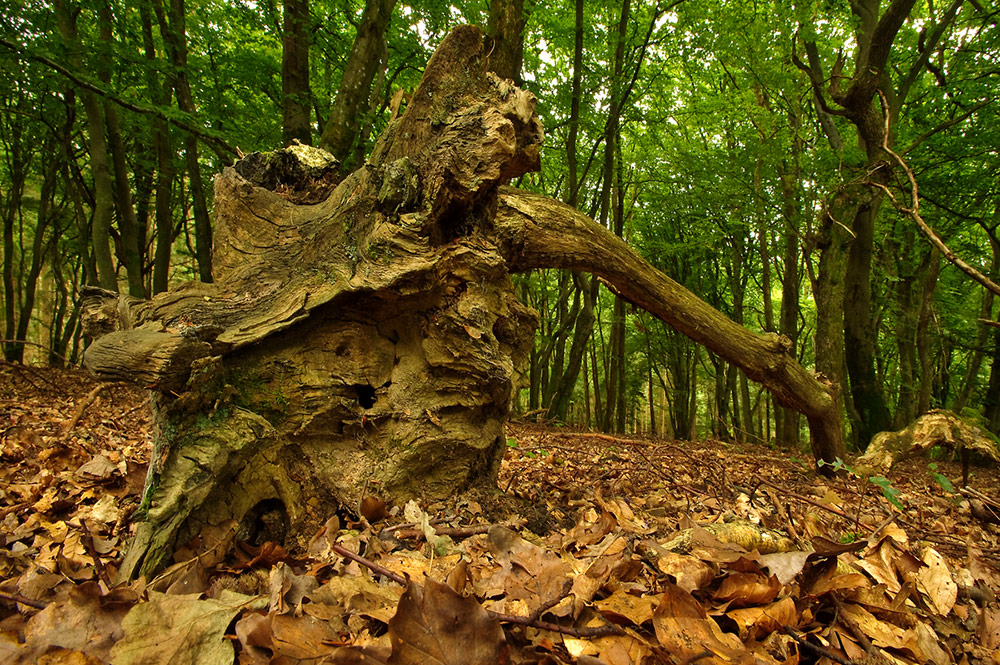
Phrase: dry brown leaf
[
  {"left": 11, "top": 583, "right": 134, "bottom": 664},
  {"left": 917, "top": 546, "right": 957, "bottom": 616},
  {"left": 713, "top": 572, "right": 781, "bottom": 607},
  {"left": 725, "top": 596, "right": 797, "bottom": 641},
  {"left": 387, "top": 577, "right": 507, "bottom": 665},
  {"left": 593, "top": 588, "right": 657, "bottom": 626},
  {"left": 652, "top": 581, "right": 754, "bottom": 665},
  {"left": 109, "top": 590, "right": 266, "bottom": 665}
]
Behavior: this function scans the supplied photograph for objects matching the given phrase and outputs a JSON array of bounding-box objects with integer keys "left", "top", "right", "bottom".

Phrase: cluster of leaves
[{"left": 2, "top": 366, "right": 1000, "bottom": 664}]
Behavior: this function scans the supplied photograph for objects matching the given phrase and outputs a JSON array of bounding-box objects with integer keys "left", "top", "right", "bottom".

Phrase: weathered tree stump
[
  {"left": 82, "top": 26, "right": 845, "bottom": 580},
  {"left": 854, "top": 410, "right": 1000, "bottom": 476}
]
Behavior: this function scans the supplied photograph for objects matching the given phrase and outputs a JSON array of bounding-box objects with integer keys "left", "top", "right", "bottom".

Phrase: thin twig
[
  {"left": 874, "top": 90, "right": 1000, "bottom": 298},
  {"left": 757, "top": 478, "right": 871, "bottom": 529},
  {"left": 329, "top": 543, "right": 405, "bottom": 585},
  {"left": 0, "top": 591, "right": 47, "bottom": 610},
  {"left": 390, "top": 520, "right": 526, "bottom": 542},
  {"left": 779, "top": 625, "right": 858, "bottom": 665},
  {"left": 61, "top": 385, "right": 105, "bottom": 442}
]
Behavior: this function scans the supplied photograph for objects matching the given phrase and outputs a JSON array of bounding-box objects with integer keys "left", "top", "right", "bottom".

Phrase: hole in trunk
[{"left": 354, "top": 384, "right": 377, "bottom": 408}]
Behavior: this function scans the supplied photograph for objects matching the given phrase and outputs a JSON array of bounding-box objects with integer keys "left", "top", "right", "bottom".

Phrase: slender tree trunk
[
  {"left": 953, "top": 234, "right": 998, "bottom": 412},
  {"left": 141, "top": 3, "right": 175, "bottom": 294},
  {"left": 55, "top": 0, "right": 118, "bottom": 292},
  {"left": 777, "top": 157, "right": 801, "bottom": 447},
  {"left": 282, "top": 0, "right": 312, "bottom": 145},
  {"left": 155, "top": 0, "right": 213, "bottom": 283},
  {"left": 318, "top": 0, "right": 397, "bottom": 170},
  {"left": 97, "top": 0, "right": 144, "bottom": 297},
  {"left": 843, "top": 196, "right": 893, "bottom": 444},
  {"left": 983, "top": 329, "right": 1000, "bottom": 435},
  {"left": 14, "top": 144, "right": 59, "bottom": 349},
  {"left": 916, "top": 249, "right": 940, "bottom": 413}
]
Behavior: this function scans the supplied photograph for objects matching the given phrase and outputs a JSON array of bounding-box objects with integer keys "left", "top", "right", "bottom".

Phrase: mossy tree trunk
[{"left": 82, "top": 26, "right": 842, "bottom": 581}]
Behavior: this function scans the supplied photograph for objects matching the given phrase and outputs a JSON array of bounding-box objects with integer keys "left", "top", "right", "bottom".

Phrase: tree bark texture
[
  {"left": 318, "top": 0, "right": 397, "bottom": 169},
  {"left": 82, "top": 26, "right": 843, "bottom": 579}
]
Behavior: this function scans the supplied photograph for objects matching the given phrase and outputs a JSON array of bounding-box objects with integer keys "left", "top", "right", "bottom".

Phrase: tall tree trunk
[
  {"left": 140, "top": 2, "right": 175, "bottom": 294},
  {"left": 916, "top": 249, "right": 940, "bottom": 413},
  {"left": 486, "top": 0, "right": 525, "bottom": 84},
  {"left": 14, "top": 142, "right": 59, "bottom": 351},
  {"left": 282, "top": 0, "right": 312, "bottom": 145},
  {"left": 547, "top": 275, "right": 594, "bottom": 421},
  {"left": 953, "top": 233, "right": 998, "bottom": 412},
  {"left": 1, "top": 97, "right": 27, "bottom": 362},
  {"left": 54, "top": 0, "right": 118, "bottom": 292},
  {"left": 97, "top": 0, "right": 144, "bottom": 297},
  {"left": 155, "top": 0, "right": 213, "bottom": 283},
  {"left": 777, "top": 156, "right": 801, "bottom": 447},
  {"left": 598, "top": 0, "right": 630, "bottom": 432},
  {"left": 542, "top": 0, "right": 588, "bottom": 421},
  {"left": 318, "top": 0, "right": 397, "bottom": 170},
  {"left": 843, "top": 196, "right": 893, "bottom": 445}
]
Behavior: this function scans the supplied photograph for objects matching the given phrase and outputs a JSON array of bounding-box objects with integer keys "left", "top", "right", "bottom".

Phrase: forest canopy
[{"left": 2, "top": 0, "right": 999, "bottom": 453}]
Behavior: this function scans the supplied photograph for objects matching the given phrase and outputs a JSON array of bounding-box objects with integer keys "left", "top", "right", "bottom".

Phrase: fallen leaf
[
  {"left": 652, "top": 582, "right": 754, "bottom": 665},
  {"left": 387, "top": 577, "right": 507, "bottom": 665},
  {"left": 917, "top": 546, "right": 957, "bottom": 616},
  {"left": 109, "top": 590, "right": 265, "bottom": 665}
]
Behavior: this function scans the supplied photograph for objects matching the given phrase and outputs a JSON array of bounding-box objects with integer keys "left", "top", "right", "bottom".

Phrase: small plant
[
  {"left": 869, "top": 476, "right": 904, "bottom": 510},
  {"left": 927, "top": 462, "right": 955, "bottom": 493},
  {"left": 818, "top": 457, "right": 905, "bottom": 510}
]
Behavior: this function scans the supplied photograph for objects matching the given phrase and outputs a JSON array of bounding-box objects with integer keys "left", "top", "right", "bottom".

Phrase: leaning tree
[{"left": 83, "top": 26, "right": 842, "bottom": 580}]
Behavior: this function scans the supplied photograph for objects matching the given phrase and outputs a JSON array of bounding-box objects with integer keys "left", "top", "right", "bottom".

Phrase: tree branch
[
  {"left": 0, "top": 36, "right": 237, "bottom": 159},
  {"left": 875, "top": 91, "right": 1000, "bottom": 297}
]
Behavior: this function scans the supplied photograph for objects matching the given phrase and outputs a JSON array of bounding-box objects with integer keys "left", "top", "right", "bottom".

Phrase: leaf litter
[{"left": 1, "top": 363, "right": 999, "bottom": 665}]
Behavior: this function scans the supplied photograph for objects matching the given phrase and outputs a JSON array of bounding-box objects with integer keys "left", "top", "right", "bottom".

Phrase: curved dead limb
[{"left": 495, "top": 187, "right": 845, "bottom": 466}]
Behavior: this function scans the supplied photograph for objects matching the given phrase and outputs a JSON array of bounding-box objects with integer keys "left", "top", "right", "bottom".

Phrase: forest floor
[{"left": 1, "top": 362, "right": 999, "bottom": 665}]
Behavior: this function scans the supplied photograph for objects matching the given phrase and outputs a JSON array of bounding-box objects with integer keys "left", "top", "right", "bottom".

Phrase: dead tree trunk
[{"left": 81, "top": 26, "right": 841, "bottom": 580}]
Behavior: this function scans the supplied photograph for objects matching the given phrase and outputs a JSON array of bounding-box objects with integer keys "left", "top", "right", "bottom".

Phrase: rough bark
[
  {"left": 486, "top": 0, "right": 526, "bottom": 84},
  {"left": 83, "top": 26, "right": 844, "bottom": 580},
  {"left": 318, "top": 0, "right": 396, "bottom": 169},
  {"left": 154, "top": 0, "right": 213, "bottom": 283},
  {"left": 84, "top": 26, "right": 542, "bottom": 579},
  {"left": 54, "top": 0, "right": 117, "bottom": 292}
]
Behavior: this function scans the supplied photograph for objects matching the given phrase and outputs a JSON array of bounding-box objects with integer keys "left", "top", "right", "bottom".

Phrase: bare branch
[{"left": 875, "top": 91, "right": 1000, "bottom": 297}]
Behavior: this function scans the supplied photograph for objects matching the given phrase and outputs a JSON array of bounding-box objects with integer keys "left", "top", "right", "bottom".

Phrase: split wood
[{"left": 328, "top": 543, "right": 623, "bottom": 638}]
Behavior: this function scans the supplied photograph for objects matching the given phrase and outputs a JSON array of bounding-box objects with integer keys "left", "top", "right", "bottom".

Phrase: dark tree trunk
[
  {"left": 97, "top": 0, "right": 145, "bottom": 297},
  {"left": 140, "top": 2, "right": 175, "bottom": 295},
  {"left": 282, "top": 0, "right": 312, "bottom": 145},
  {"left": 55, "top": 0, "right": 118, "bottom": 292},
  {"left": 486, "top": 0, "right": 526, "bottom": 85},
  {"left": 155, "top": 0, "right": 213, "bottom": 283}
]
